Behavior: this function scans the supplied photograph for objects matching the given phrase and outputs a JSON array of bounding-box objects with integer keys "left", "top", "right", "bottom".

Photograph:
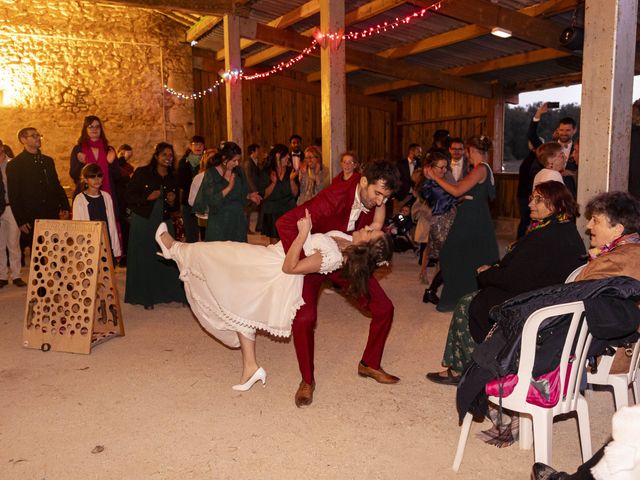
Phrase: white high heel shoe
[
  {"left": 155, "top": 222, "right": 172, "bottom": 259},
  {"left": 232, "top": 367, "right": 267, "bottom": 391}
]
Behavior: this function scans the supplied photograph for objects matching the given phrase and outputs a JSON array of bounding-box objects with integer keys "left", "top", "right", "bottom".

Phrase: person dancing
[
  {"left": 276, "top": 159, "right": 401, "bottom": 407},
  {"left": 155, "top": 209, "right": 393, "bottom": 392}
]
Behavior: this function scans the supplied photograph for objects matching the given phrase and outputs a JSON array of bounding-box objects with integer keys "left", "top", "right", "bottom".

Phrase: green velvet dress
[
  {"left": 437, "top": 164, "right": 499, "bottom": 312},
  {"left": 194, "top": 167, "right": 250, "bottom": 242},
  {"left": 124, "top": 199, "right": 186, "bottom": 307}
]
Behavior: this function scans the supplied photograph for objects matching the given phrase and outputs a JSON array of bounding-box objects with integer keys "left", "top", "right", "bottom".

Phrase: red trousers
[{"left": 292, "top": 270, "right": 394, "bottom": 384}]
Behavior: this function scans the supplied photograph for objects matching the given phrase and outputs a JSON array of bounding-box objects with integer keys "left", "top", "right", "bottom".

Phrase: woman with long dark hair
[
  {"left": 124, "top": 142, "right": 185, "bottom": 309},
  {"left": 69, "top": 115, "right": 118, "bottom": 196},
  {"left": 259, "top": 144, "right": 299, "bottom": 243},
  {"left": 154, "top": 209, "right": 393, "bottom": 391},
  {"left": 192, "top": 142, "right": 261, "bottom": 242}
]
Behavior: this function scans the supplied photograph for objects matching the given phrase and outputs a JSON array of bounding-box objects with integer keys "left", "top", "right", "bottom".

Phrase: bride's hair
[{"left": 341, "top": 233, "right": 393, "bottom": 298}]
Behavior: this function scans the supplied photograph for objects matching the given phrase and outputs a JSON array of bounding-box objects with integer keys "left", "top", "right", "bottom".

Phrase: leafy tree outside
[{"left": 503, "top": 102, "right": 581, "bottom": 172}]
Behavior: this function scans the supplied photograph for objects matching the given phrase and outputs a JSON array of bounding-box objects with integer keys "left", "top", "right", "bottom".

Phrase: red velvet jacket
[{"left": 276, "top": 171, "right": 375, "bottom": 253}]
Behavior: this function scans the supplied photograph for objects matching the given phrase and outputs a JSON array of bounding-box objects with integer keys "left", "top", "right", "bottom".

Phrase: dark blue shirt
[{"left": 420, "top": 179, "right": 456, "bottom": 215}]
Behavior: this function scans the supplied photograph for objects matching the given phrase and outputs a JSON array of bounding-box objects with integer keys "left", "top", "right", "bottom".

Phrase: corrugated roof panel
[{"left": 188, "top": 0, "right": 593, "bottom": 95}]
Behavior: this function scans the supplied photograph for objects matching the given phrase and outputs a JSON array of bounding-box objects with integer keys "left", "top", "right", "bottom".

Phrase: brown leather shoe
[
  {"left": 294, "top": 381, "right": 315, "bottom": 407},
  {"left": 357, "top": 361, "right": 400, "bottom": 384}
]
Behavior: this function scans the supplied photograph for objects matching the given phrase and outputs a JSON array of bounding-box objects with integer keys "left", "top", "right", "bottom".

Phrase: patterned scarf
[
  {"left": 506, "top": 213, "right": 571, "bottom": 253},
  {"left": 588, "top": 232, "right": 640, "bottom": 261}
]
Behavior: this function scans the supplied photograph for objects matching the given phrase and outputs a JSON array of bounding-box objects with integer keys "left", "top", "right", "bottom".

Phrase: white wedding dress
[{"left": 169, "top": 231, "right": 351, "bottom": 348}]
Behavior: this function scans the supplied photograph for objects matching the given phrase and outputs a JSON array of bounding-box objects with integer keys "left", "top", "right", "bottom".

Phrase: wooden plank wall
[
  {"left": 399, "top": 89, "right": 490, "bottom": 154},
  {"left": 493, "top": 173, "right": 519, "bottom": 219},
  {"left": 399, "top": 89, "right": 518, "bottom": 219},
  {"left": 193, "top": 69, "right": 396, "bottom": 165}
]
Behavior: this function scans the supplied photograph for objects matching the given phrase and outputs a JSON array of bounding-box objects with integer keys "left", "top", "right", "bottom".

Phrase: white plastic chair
[
  {"left": 453, "top": 301, "right": 592, "bottom": 471},
  {"left": 565, "top": 264, "right": 587, "bottom": 283},
  {"left": 587, "top": 341, "right": 640, "bottom": 410}
]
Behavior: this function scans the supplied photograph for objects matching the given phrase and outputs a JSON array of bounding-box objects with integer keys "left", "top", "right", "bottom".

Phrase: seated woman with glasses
[
  {"left": 426, "top": 181, "right": 586, "bottom": 385},
  {"left": 531, "top": 191, "right": 640, "bottom": 480},
  {"left": 72, "top": 163, "right": 121, "bottom": 260}
]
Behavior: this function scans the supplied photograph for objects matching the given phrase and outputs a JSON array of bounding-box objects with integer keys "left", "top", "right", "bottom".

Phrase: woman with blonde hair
[{"left": 297, "top": 145, "right": 325, "bottom": 205}]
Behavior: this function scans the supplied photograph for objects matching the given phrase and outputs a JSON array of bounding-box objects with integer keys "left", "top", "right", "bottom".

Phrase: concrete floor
[{"left": 0, "top": 241, "right": 620, "bottom": 480}]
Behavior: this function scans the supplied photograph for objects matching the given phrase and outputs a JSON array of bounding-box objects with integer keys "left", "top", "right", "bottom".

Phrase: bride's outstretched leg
[{"left": 232, "top": 332, "right": 266, "bottom": 391}]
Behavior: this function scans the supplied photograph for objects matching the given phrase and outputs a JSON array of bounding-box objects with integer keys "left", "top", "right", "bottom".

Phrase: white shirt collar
[{"left": 353, "top": 185, "right": 370, "bottom": 214}]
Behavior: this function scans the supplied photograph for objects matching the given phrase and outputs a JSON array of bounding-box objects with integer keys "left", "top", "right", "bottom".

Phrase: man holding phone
[{"left": 527, "top": 101, "right": 578, "bottom": 195}]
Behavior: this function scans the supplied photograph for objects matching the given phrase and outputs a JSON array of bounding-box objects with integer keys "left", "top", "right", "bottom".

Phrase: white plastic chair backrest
[
  {"left": 565, "top": 264, "right": 587, "bottom": 283},
  {"left": 500, "top": 301, "right": 592, "bottom": 414},
  {"left": 626, "top": 340, "right": 640, "bottom": 384}
]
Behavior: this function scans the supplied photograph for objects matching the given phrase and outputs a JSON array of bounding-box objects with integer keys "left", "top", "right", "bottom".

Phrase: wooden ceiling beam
[
  {"left": 424, "top": 0, "right": 568, "bottom": 51},
  {"left": 512, "top": 72, "right": 583, "bottom": 93},
  {"left": 187, "top": 16, "right": 223, "bottom": 43},
  {"left": 239, "top": 20, "right": 491, "bottom": 97},
  {"left": 444, "top": 47, "right": 571, "bottom": 77},
  {"left": 243, "top": 0, "right": 405, "bottom": 68},
  {"left": 306, "top": 0, "right": 579, "bottom": 82},
  {"left": 249, "top": 22, "right": 492, "bottom": 98},
  {"left": 362, "top": 47, "right": 574, "bottom": 95},
  {"left": 100, "top": 0, "right": 234, "bottom": 16},
  {"left": 215, "top": 0, "right": 321, "bottom": 61},
  {"left": 191, "top": 51, "right": 397, "bottom": 112}
]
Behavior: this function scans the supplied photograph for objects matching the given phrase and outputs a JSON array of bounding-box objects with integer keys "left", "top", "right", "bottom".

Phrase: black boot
[{"left": 422, "top": 288, "right": 439, "bottom": 305}]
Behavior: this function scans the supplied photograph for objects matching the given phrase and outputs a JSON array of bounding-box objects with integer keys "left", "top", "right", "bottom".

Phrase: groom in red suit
[{"left": 277, "top": 159, "right": 401, "bottom": 407}]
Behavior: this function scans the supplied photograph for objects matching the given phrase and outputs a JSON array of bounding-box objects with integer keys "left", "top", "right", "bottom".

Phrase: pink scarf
[
  {"left": 81, "top": 139, "right": 111, "bottom": 194},
  {"left": 588, "top": 232, "right": 640, "bottom": 261}
]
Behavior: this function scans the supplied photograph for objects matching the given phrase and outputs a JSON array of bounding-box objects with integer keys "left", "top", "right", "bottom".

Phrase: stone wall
[{"left": 0, "top": 0, "right": 194, "bottom": 188}]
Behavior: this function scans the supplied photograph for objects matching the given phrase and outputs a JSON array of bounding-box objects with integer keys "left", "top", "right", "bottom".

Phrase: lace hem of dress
[{"left": 180, "top": 268, "right": 303, "bottom": 338}]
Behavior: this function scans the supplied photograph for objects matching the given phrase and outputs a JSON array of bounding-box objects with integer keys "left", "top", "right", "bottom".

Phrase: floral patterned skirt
[
  {"left": 427, "top": 207, "right": 456, "bottom": 259},
  {"left": 441, "top": 290, "right": 479, "bottom": 375}
]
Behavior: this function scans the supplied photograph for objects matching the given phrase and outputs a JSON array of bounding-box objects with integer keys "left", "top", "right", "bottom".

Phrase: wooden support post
[
  {"left": 320, "top": 0, "right": 346, "bottom": 180},
  {"left": 223, "top": 14, "right": 244, "bottom": 150},
  {"left": 577, "top": 0, "right": 637, "bottom": 237},
  {"left": 488, "top": 86, "right": 505, "bottom": 173}
]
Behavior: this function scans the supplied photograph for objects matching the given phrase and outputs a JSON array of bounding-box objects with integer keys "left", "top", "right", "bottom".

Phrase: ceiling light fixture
[{"left": 491, "top": 27, "right": 512, "bottom": 38}]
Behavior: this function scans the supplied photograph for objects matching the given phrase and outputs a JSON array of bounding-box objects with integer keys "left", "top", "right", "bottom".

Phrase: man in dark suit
[
  {"left": 7, "top": 127, "right": 70, "bottom": 249},
  {"left": 396, "top": 143, "right": 422, "bottom": 207},
  {"left": 276, "top": 160, "right": 401, "bottom": 407},
  {"left": 527, "top": 102, "right": 578, "bottom": 196}
]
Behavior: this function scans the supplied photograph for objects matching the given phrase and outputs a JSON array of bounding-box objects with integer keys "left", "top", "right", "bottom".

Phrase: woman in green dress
[
  {"left": 124, "top": 142, "right": 186, "bottom": 309},
  {"left": 193, "top": 142, "right": 262, "bottom": 242},
  {"left": 259, "top": 144, "right": 299, "bottom": 244},
  {"left": 426, "top": 135, "right": 499, "bottom": 312}
]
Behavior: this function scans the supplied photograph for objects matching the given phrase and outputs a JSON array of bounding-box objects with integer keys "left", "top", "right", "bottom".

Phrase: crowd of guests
[
  {"left": 1, "top": 109, "right": 640, "bottom": 476},
  {"left": 392, "top": 121, "right": 639, "bottom": 479},
  {"left": 0, "top": 123, "right": 346, "bottom": 310}
]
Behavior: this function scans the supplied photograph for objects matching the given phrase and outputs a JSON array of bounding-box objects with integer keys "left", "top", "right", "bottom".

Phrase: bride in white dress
[{"left": 155, "top": 209, "right": 393, "bottom": 391}]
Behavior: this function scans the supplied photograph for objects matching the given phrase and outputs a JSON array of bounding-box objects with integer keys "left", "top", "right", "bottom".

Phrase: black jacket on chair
[
  {"left": 456, "top": 276, "right": 640, "bottom": 421},
  {"left": 468, "top": 217, "right": 586, "bottom": 343}
]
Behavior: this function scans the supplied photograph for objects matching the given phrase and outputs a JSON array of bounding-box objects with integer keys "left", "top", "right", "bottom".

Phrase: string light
[{"left": 165, "top": 0, "right": 443, "bottom": 99}]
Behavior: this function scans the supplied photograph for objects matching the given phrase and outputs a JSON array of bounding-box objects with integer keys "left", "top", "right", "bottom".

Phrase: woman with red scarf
[{"left": 69, "top": 116, "right": 118, "bottom": 197}]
